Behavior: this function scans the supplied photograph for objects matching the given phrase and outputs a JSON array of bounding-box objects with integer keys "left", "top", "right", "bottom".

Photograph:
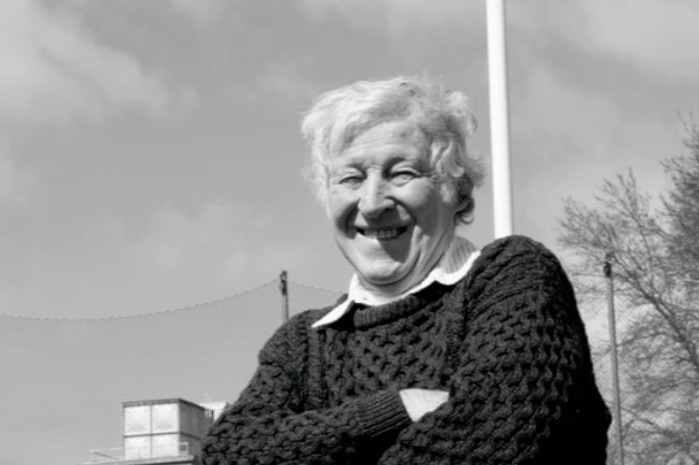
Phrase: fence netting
[
  {"left": 3, "top": 275, "right": 688, "bottom": 465},
  {"left": 0, "top": 280, "right": 342, "bottom": 465}
]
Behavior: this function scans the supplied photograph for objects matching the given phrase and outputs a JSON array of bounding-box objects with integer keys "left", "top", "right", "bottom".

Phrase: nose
[{"left": 358, "top": 175, "right": 394, "bottom": 219}]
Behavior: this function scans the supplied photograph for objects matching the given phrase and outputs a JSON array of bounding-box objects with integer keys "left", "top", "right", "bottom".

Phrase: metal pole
[
  {"left": 279, "top": 270, "right": 289, "bottom": 323},
  {"left": 604, "top": 253, "right": 625, "bottom": 465},
  {"left": 486, "top": 0, "right": 514, "bottom": 238}
]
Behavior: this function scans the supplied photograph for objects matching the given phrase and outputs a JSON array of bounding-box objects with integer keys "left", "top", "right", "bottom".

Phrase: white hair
[{"left": 301, "top": 75, "right": 486, "bottom": 224}]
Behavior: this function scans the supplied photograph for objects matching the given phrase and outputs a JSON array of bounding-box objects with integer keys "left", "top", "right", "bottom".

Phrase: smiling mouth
[{"left": 356, "top": 226, "right": 408, "bottom": 240}]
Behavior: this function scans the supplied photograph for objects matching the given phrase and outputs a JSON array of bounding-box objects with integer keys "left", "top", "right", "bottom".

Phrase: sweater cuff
[{"left": 354, "top": 389, "right": 412, "bottom": 438}]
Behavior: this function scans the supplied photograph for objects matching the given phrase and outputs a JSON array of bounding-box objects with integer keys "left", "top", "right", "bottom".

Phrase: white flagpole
[{"left": 486, "top": 0, "right": 514, "bottom": 238}]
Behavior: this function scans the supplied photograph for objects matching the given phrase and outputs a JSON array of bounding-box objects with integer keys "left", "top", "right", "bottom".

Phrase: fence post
[
  {"left": 279, "top": 270, "right": 289, "bottom": 323},
  {"left": 604, "top": 252, "right": 625, "bottom": 465}
]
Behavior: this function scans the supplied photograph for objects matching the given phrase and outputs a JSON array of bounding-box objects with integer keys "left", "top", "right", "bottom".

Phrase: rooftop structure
[{"left": 84, "top": 398, "right": 227, "bottom": 465}]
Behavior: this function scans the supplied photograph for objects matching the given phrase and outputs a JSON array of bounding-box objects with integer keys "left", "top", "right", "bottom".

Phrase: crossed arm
[
  {"left": 201, "top": 238, "right": 595, "bottom": 465},
  {"left": 201, "top": 331, "right": 414, "bottom": 464}
]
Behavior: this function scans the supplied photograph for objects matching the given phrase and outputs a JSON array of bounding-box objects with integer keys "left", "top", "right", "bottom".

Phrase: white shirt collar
[{"left": 312, "top": 235, "right": 480, "bottom": 328}]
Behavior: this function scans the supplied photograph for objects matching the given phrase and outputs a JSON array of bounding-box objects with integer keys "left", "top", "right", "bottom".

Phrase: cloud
[
  {"left": 508, "top": 67, "right": 620, "bottom": 236},
  {"left": 580, "top": 0, "right": 699, "bottom": 79},
  {"left": 0, "top": 202, "right": 314, "bottom": 318},
  {"left": 510, "top": 0, "right": 699, "bottom": 80},
  {"left": 0, "top": 141, "right": 36, "bottom": 209},
  {"left": 169, "top": 0, "right": 229, "bottom": 24},
  {"left": 508, "top": 64, "right": 683, "bottom": 251},
  {"left": 128, "top": 203, "right": 314, "bottom": 302},
  {"left": 133, "top": 203, "right": 275, "bottom": 282},
  {"left": 513, "top": 66, "right": 683, "bottom": 182},
  {"left": 257, "top": 59, "right": 318, "bottom": 103},
  {"left": 296, "top": 0, "right": 483, "bottom": 40},
  {"left": 0, "top": 0, "right": 181, "bottom": 127},
  {"left": 512, "top": 67, "right": 622, "bottom": 155},
  {"left": 228, "top": 57, "right": 319, "bottom": 109}
]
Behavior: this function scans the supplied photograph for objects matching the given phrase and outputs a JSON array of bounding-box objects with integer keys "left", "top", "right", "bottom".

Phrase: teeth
[{"left": 360, "top": 228, "right": 403, "bottom": 240}]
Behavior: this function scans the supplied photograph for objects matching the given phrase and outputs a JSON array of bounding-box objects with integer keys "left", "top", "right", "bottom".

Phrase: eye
[
  {"left": 338, "top": 173, "right": 364, "bottom": 186},
  {"left": 390, "top": 170, "right": 418, "bottom": 183}
]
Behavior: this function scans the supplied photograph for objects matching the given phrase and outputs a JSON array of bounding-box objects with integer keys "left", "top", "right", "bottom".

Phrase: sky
[{"left": 1, "top": 0, "right": 698, "bottom": 320}]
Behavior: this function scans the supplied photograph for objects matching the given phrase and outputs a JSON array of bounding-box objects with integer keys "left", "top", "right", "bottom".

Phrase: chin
[{"left": 359, "top": 268, "right": 409, "bottom": 291}]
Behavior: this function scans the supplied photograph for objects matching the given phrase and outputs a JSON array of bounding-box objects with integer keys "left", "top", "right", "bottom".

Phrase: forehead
[{"left": 336, "top": 120, "right": 427, "bottom": 163}]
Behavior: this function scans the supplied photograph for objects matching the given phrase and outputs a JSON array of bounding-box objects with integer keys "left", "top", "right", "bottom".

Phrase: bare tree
[{"left": 558, "top": 124, "right": 699, "bottom": 465}]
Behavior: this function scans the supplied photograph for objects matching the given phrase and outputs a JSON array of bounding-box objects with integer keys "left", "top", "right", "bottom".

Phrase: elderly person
[{"left": 201, "top": 76, "right": 610, "bottom": 464}]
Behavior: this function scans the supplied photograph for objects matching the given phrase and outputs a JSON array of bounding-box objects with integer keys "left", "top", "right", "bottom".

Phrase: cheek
[
  {"left": 412, "top": 196, "right": 455, "bottom": 235},
  {"left": 326, "top": 189, "right": 356, "bottom": 226}
]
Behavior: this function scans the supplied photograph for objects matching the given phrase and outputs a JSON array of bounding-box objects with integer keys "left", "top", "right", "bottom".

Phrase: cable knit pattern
[{"left": 201, "top": 236, "right": 611, "bottom": 464}]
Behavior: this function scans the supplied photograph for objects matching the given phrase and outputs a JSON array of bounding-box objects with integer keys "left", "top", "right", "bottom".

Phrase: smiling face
[{"left": 327, "top": 119, "right": 459, "bottom": 297}]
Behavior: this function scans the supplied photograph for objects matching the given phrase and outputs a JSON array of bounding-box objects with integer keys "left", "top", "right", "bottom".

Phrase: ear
[{"left": 453, "top": 194, "right": 473, "bottom": 217}]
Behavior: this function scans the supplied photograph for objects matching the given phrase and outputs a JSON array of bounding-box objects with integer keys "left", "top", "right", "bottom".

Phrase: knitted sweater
[{"left": 201, "top": 235, "right": 611, "bottom": 464}]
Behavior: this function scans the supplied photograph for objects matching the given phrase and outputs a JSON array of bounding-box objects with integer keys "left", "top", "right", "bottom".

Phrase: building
[{"left": 83, "top": 398, "right": 227, "bottom": 465}]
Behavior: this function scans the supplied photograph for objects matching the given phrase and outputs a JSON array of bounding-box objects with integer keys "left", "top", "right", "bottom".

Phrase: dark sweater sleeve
[
  {"left": 377, "top": 236, "right": 609, "bottom": 465},
  {"left": 201, "top": 311, "right": 412, "bottom": 465}
]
